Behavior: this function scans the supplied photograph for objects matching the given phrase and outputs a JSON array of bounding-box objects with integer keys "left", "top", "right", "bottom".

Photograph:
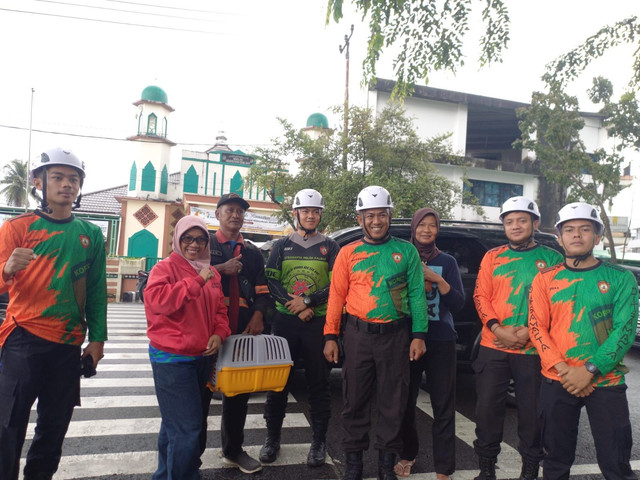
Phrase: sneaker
[{"left": 222, "top": 450, "right": 262, "bottom": 474}]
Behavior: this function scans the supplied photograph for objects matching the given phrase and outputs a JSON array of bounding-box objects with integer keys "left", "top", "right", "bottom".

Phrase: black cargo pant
[
  {"left": 539, "top": 380, "right": 636, "bottom": 480},
  {"left": 399, "top": 339, "right": 456, "bottom": 475},
  {"left": 200, "top": 387, "right": 251, "bottom": 458},
  {"left": 263, "top": 312, "right": 331, "bottom": 438},
  {"left": 473, "top": 346, "right": 543, "bottom": 463},
  {"left": 341, "top": 315, "right": 411, "bottom": 453},
  {"left": 0, "top": 327, "right": 81, "bottom": 480}
]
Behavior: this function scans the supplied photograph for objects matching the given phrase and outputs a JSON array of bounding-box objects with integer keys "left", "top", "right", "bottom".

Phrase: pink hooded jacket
[{"left": 144, "top": 216, "right": 231, "bottom": 356}]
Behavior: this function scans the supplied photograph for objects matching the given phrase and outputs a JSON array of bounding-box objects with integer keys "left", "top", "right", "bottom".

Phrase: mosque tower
[{"left": 126, "top": 85, "right": 176, "bottom": 200}]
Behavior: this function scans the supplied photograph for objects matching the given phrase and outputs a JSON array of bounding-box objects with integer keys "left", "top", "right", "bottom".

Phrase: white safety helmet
[
  {"left": 356, "top": 186, "right": 393, "bottom": 212},
  {"left": 30, "top": 147, "right": 86, "bottom": 183},
  {"left": 555, "top": 202, "right": 604, "bottom": 235},
  {"left": 499, "top": 196, "right": 540, "bottom": 221},
  {"left": 293, "top": 189, "right": 324, "bottom": 210}
]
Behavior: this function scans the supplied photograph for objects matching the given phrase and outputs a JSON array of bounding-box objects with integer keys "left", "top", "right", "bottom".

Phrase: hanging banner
[{"left": 190, "top": 205, "right": 288, "bottom": 235}]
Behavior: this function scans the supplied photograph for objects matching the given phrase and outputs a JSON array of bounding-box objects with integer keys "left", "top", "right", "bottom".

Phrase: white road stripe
[
  {"left": 74, "top": 392, "right": 279, "bottom": 409},
  {"left": 27, "top": 413, "right": 309, "bottom": 439},
  {"left": 80, "top": 377, "right": 155, "bottom": 388},
  {"left": 103, "top": 352, "right": 149, "bottom": 359},
  {"left": 30, "top": 444, "right": 329, "bottom": 480},
  {"left": 93, "top": 363, "right": 152, "bottom": 371},
  {"left": 416, "top": 387, "right": 521, "bottom": 463}
]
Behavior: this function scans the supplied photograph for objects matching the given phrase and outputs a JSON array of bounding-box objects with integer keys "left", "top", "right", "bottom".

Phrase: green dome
[
  {"left": 306, "top": 113, "right": 329, "bottom": 129},
  {"left": 141, "top": 85, "right": 168, "bottom": 104}
]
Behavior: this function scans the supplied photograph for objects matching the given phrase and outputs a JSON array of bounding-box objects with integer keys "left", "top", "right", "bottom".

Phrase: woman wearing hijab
[
  {"left": 394, "top": 208, "right": 465, "bottom": 479},
  {"left": 144, "top": 215, "right": 231, "bottom": 480}
]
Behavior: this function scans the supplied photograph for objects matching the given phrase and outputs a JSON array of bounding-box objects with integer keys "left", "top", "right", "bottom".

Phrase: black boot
[
  {"left": 259, "top": 429, "right": 281, "bottom": 463},
  {"left": 519, "top": 460, "right": 540, "bottom": 480},
  {"left": 307, "top": 418, "right": 328, "bottom": 467},
  {"left": 342, "top": 451, "right": 363, "bottom": 480},
  {"left": 474, "top": 456, "right": 497, "bottom": 480},
  {"left": 307, "top": 439, "right": 327, "bottom": 467},
  {"left": 378, "top": 450, "right": 397, "bottom": 480}
]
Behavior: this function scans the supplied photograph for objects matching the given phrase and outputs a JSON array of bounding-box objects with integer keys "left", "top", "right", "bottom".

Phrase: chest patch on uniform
[
  {"left": 597, "top": 280, "right": 610, "bottom": 293},
  {"left": 392, "top": 252, "right": 403, "bottom": 263},
  {"left": 79, "top": 234, "right": 90, "bottom": 248},
  {"left": 535, "top": 260, "right": 547, "bottom": 270}
]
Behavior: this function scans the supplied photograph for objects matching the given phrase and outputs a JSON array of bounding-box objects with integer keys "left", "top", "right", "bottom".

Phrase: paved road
[{"left": 20, "top": 303, "right": 640, "bottom": 479}]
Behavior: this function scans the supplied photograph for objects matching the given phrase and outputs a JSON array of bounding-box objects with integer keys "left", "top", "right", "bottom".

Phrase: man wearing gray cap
[{"left": 199, "top": 193, "right": 270, "bottom": 474}]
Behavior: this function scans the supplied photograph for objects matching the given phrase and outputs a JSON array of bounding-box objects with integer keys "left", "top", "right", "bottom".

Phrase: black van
[{"left": 329, "top": 220, "right": 564, "bottom": 369}]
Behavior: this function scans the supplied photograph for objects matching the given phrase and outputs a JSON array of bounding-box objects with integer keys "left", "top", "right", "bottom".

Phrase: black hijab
[{"left": 410, "top": 207, "right": 442, "bottom": 263}]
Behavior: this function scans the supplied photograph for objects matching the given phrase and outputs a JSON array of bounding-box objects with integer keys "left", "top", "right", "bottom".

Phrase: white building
[{"left": 367, "top": 78, "right": 613, "bottom": 230}]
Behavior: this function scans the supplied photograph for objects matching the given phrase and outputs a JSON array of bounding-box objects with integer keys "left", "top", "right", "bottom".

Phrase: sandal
[{"left": 393, "top": 459, "right": 415, "bottom": 477}]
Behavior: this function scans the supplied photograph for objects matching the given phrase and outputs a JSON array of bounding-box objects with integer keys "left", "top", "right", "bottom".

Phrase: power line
[
  {"left": 105, "top": 0, "right": 242, "bottom": 16},
  {"left": 30, "top": 0, "right": 226, "bottom": 24},
  {"left": 0, "top": 7, "right": 223, "bottom": 34},
  {"left": 0, "top": 124, "right": 274, "bottom": 150}
]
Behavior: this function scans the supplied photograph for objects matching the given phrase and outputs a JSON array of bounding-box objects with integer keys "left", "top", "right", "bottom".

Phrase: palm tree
[{"left": 0, "top": 159, "right": 30, "bottom": 207}]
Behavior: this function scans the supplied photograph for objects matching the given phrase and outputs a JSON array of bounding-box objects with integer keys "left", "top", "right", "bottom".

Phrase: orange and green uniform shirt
[
  {"left": 324, "top": 237, "right": 428, "bottom": 339},
  {"left": 0, "top": 211, "right": 107, "bottom": 346},
  {"left": 529, "top": 261, "right": 638, "bottom": 386},
  {"left": 474, "top": 244, "right": 563, "bottom": 354}
]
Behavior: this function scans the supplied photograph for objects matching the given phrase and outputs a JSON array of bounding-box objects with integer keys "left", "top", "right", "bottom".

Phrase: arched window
[
  {"left": 183, "top": 165, "right": 198, "bottom": 193},
  {"left": 230, "top": 170, "right": 243, "bottom": 196},
  {"left": 147, "top": 113, "right": 157, "bottom": 135},
  {"left": 162, "top": 117, "right": 168, "bottom": 138},
  {"left": 141, "top": 161, "right": 156, "bottom": 191},
  {"left": 129, "top": 162, "right": 137, "bottom": 191},
  {"left": 160, "top": 166, "right": 168, "bottom": 194}
]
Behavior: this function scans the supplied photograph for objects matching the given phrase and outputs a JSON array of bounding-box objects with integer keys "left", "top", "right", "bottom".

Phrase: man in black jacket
[{"left": 199, "top": 193, "right": 270, "bottom": 474}]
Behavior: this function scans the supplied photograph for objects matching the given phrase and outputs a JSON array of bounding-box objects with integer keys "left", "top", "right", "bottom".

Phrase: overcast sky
[{"left": 1, "top": 0, "right": 638, "bottom": 194}]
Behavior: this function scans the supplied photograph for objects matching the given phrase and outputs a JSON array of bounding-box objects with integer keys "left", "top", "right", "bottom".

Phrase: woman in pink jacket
[{"left": 144, "top": 215, "right": 231, "bottom": 480}]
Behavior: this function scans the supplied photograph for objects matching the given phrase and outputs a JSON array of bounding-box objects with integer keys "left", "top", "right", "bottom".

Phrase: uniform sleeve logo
[
  {"left": 392, "top": 252, "right": 403, "bottom": 263},
  {"left": 320, "top": 246, "right": 328, "bottom": 256},
  {"left": 79, "top": 234, "right": 91, "bottom": 248},
  {"left": 597, "top": 280, "right": 610, "bottom": 293},
  {"left": 535, "top": 260, "right": 547, "bottom": 270}
]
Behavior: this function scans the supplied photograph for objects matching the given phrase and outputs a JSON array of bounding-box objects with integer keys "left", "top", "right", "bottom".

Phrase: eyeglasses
[{"left": 180, "top": 235, "right": 209, "bottom": 246}]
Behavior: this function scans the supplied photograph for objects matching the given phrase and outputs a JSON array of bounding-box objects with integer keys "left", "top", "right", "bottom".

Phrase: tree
[
  {"left": 516, "top": 81, "right": 629, "bottom": 261},
  {"left": 544, "top": 16, "right": 640, "bottom": 90},
  {"left": 0, "top": 159, "right": 31, "bottom": 208},
  {"left": 327, "top": 0, "right": 510, "bottom": 97},
  {"left": 248, "top": 104, "right": 466, "bottom": 231}
]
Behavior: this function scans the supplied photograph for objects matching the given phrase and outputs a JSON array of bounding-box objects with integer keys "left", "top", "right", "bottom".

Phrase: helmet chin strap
[
  {"left": 509, "top": 218, "right": 536, "bottom": 251},
  {"left": 509, "top": 235, "right": 534, "bottom": 251},
  {"left": 565, "top": 237, "right": 597, "bottom": 268},
  {"left": 296, "top": 210, "right": 319, "bottom": 240},
  {"left": 33, "top": 166, "right": 83, "bottom": 214},
  {"left": 39, "top": 167, "right": 52, "bottom": 214},
  {"left": 362, "top": 223, "right": 390, "bottom": 244},
  {"left": 565, "top": 251, "right": 593, "bottom": 268},
  {"left": 72, "top": 193, "right": 82, "bottom": 210}
]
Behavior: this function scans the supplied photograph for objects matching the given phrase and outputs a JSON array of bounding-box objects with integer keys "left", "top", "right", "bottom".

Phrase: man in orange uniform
[
  {"left": 529, "top": 202, "right": 638, "bottom": 479},
  {"left": 324, "top": 186, "right": 428, "bottom": 480},
  {"left": 473, "top": 196, "right": 563, "bottom": 480},
  {"left": 0, "top": 148, "right": 107, "bottom": 480}
]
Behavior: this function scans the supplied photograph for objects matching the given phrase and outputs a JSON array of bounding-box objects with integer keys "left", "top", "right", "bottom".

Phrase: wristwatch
[
  {"left": 584, "top": 361, "right": 600, "bottom": 376},
  {"left": 303, "top": 296, "right": 312, "bottom": 306}
]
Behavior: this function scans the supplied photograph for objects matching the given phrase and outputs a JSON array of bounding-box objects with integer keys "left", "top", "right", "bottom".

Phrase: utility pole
[
  {"left": 339, "top": 24, "right": 354, "bottom": 170},
  {"left": 26, "top": 88, "right": 34, "bottom": 212}
]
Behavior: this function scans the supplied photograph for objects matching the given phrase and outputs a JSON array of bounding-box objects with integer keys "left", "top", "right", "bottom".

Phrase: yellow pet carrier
[{"left": 209, "top": 334, "right": 293, "bottom": 397}]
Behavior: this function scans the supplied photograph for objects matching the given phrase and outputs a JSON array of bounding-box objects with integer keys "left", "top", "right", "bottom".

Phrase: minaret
[
  {"left": 301, "top": 112, "right": 332, "bottom": 140},
  {"left": 127, "top": 85, "right": 176, "bottom": 200}
]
